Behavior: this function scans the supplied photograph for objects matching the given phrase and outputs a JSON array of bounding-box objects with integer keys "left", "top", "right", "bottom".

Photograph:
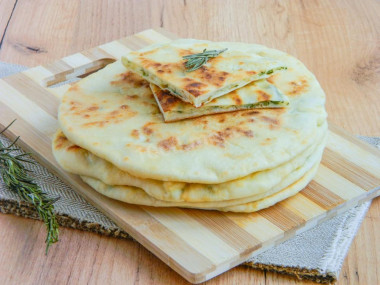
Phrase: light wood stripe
[
  {"left": 278, "top": 193, "right": 325, "bottom": 220},
  {"left": 301, "top": 180, "right": 345, "bottom": 210},
  {"left": 0, "top": 81, "right": 57, "bottom": 136},
  {"left": 136, "top": 29, "right": 173, "bottom": 45},
  {"left": 258, "top": 204, "right": 305, "bottom": 231},
  {"left": 315, "top": 165, "right": 366, "bottom": 200},
  {"left": 143, "top": 207, "right": 238, "bottom": 264},
  {"left": 98, "top": 41, "right": 132, "bottom": 59},
  {"left": 185, "top": 209, "right": 261, "bottom": 255},
  {"left": 329, "top": 124, "right": 380, "bottom": 158},
  {"left": 61, "top": 53, "right": 93, "bottom": 68},
  {"left": 327, "top": 131, "right": 380, "bottom": 178},
  {"left": 23, "top": 66, "right": 54, "bottom": 86},
  {"left": 0, "top": 105, "right": 55, "bottom": 165},
  {"left": 226, "top": 212, "right": 284, "bottom": 243},
  {"left": 323, "top": 147, "right": 380, "bottom": 190},
  {"left": 3, "top": 73, "right": 59, "bottom": 118}
]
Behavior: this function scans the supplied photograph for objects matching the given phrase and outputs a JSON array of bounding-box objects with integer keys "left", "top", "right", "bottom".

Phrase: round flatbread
[
  {"left": 58, "top": 41, "right": 327, "bottom": 183},
  {"left": 80, "top": 161, "right": 320, "bottom": 212},
  {"left": 53, "top": 128, "right": 326, "bottom": 203}
]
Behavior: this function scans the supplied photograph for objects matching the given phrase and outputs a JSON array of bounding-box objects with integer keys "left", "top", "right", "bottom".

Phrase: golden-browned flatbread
[
  {"left": 122, "top": 39, "right": 287, "bottom": 107},
  {"left": 52, "top": 129, "right": 326, "bottom": 205},
  {"left": 151, "top": 78, "right": 289, "bottom": 122},
  {"left": 80, "top": 161, "right": 320, "bottom": 212},
  {"left": 58, "top": 43, "right": 326, "bottom": 184}
]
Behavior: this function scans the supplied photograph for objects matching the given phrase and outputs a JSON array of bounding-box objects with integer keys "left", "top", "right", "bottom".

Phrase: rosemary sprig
[
  {"left": 183, "top": 48, "right": 228, "bottom": 72},
  {"left": 0, "top": 121, "right": 59, "bottom": 254}
]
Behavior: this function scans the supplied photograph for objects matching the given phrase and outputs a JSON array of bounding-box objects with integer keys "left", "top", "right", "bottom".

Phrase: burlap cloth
[{"left": 0, "top": 62, "right": 378, "bottom": 283}]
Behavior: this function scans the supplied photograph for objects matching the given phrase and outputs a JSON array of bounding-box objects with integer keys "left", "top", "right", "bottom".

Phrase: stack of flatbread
[{"left": 53, "top": 39, "right": 327, "bottom": 212}]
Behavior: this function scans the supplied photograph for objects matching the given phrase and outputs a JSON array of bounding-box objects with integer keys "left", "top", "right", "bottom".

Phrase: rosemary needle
[
  {"left": 183, "top": 48, "right": 227, "bottom": 72},
  {"left": 0, "top": 120, "right": 59, "bottom": 254}
]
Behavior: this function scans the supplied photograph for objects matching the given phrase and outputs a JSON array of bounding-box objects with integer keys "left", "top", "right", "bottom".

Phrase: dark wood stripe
[
  {"left": 301, "top": 180, "right": 345, "bottom": 210},
  {"left": 81, "top": 47, "right": 115, "bottom": 61},
  {"left": 258, "top": 203, "right": 305, "bottom": 231},
  {"left": 184, "top": 209, "right": 261, "bottom": 256},
  {"left": 322, "top": 147, "right": 380, "bottom": 191},
  {"left": 2, "top": 74, "right": 59, "bottom": 118},
  {"left": 78, "top": 58, "right": 116, "bottom": 79}
]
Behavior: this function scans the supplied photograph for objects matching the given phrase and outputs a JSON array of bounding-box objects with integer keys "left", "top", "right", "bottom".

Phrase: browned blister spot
[
  {"left": 140, "top": 58, "right": 183, "bottom": 75},
  {"left": 256, "top": 90, "right": 271, "bottom": 101},
  {"left": 242, "top": 110, "right": 261, "bottom": 116},
  {"left": 178, "top": 49, "right": 195, "bottom": 57},
  {"left": 155, "top": 88, "right": 182, "bottom": 112},
  {"left": 82, "top": 120, "right": 110, "bottom": 128},
  {"left": 131, "top": 129, "right": 139, "bottom": 138},
  {"left": 192, "top": 66, "right": 229, "bottom": 88},
  {"left": 260, "top": 138, "right": 272, "bottom": 146},
  {"left": 142, "top": 122, "right": 155, "bottom": 135},
  {"left": 246, "top": 70, "right": 257, "bottom": 76},
  {"left": 231, "top": 92, "right": 243, "bottom": 105},
  {"left": 87, "top": 105, "right": 99, "bottom": 112},
  {"left": 218, "top": 115, "right": 226, "bottom": 123},
  {"left": 158, "top": 137, "right": 178, "bottom": 151},
  {"left": 138, "top": 49, "right": 157, "bottom": 57},
  {"left": 54, "top": 132, "right": 69, "bottom": 149},
  {"left": 266, "top": 74, "right": 279, "bottom": 84},
  {"left": 181, "top": 140, "right": 202, "bottom": 151},
  {"left": 110, "top": 71, "right": 149, "bottom": 88},
  {"left": 67, "top": 145, "right": 82, "bottom": 152},
  {"left": 78, "top": 102, "right": 137, "bottom": 128},
  {"left": 183, "top": 79, "right": 209, "bottom": 97},
  {"left": 68, "top": 85, "right": 79, "bottom": 92},
  {"left": 288, "top": 78, "right": 309, "bottom": 95},
  {"left": 261, "top": 116, "right": 279, "bottom": 125},
  {"left": 208, "top": 126, "right": 253, "bottom": 147}
]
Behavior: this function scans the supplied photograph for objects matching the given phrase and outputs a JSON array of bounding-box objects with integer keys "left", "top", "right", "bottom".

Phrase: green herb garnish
[
  {"left": 183, "top": 48, "right": 228, "bottom": 72},
  {"left": 258, "top": 66, "right": 287, "bottom": 76},
  {"left": 0, "top": 120, "right": 59, "bottom": 254}
]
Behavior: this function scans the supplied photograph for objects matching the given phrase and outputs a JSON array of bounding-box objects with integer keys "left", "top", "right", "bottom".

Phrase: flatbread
[
  {"left": 59, "top": 42, "right": 327, "bottom": 184},
  {"left": 80, "top": 161, "right": 320, "bottom": 212},
  {"left": 53, "top": 128, "right": 326, "bottom": 204},
  {"left": 122, "top": 39, "right": 287, "bottom": 107},
  {"left": 151, "top": 78, "right": 289, "bottom": 122}
]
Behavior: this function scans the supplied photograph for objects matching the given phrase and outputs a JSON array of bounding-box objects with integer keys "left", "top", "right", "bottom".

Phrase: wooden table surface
[{"left": 0, "top": 0, "right": 378, "bottom": 284}]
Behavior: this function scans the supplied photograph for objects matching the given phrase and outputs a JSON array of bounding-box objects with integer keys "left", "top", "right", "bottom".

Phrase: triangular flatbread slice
[
  {"left": 122, "top": 39, "right": 286, "bottom": 107},
  {"left": 151, "top": 79, "right": 289, "bottom": 122}
]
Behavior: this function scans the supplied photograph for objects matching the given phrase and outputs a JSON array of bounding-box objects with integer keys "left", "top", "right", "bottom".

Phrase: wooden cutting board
[{"left": 0, "top": 28, "right": 379, "bottom": 284}]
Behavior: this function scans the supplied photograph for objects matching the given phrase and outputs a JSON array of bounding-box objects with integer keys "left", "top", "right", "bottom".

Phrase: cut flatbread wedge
[
  {"left": 122, "top": 39, "right": 287, "bottom": 107},
  {"left": 151, "top": 78, "right": 289, "bottom": 122}
]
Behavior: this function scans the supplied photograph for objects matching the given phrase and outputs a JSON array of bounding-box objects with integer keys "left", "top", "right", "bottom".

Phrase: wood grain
[
  {"left": 0, "top": 0, "right": 16, "bottom": 42},
  {"left": 0, "top": 0, "right": 379, "bottom": 284}
]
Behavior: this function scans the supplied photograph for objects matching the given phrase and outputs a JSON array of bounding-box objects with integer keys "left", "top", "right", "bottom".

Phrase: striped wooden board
[{"left": 0, "top": 28, "right": 379, "bottom": 284}]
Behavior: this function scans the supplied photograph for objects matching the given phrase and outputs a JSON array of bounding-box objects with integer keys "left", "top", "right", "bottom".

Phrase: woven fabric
[{"left": 0, "top": 61, "right": 378, "bottom": 283}]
